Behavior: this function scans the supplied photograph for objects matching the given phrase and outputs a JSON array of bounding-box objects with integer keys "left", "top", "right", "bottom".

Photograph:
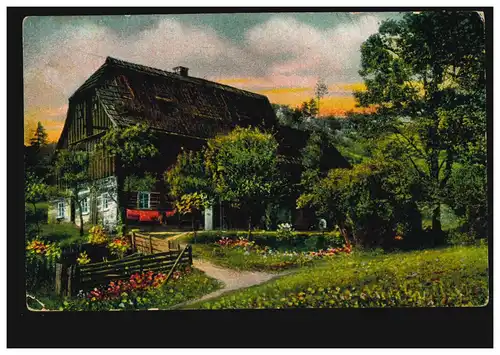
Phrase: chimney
[{"left": 173, "top": 66, "right": 189, "bottom": 77}]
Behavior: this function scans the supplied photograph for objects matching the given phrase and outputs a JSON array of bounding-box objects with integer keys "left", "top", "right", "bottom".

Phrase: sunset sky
[{"left": 23, "top": 12, "right": 401, "bottom": 143}]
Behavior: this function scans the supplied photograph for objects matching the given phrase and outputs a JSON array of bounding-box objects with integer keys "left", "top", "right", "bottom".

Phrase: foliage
[
  {"left": 124, "top": 172, "right": 157, "bottom": 193},
  {"left": 26, "top": 238, "right": 61, "bottom": 292},
  {"left": 26, "top": 238, "right": 62, "bottom": 263},
  {"left": 276, "top": 223, "right": 295, "bottom": 242},
  {"left": 298, "top": 154, "right": 422, "bottom": 248},
  {"left": 175, "top": 192, "right": 210, "bottom": 215},
  {"left": 354, "top": 11, "right": 486, "bottom": 235},
  {"left": 54, "top": 149, "right": 90, "bottom": 236},
  {"left": 87, "top": 225, "right": 108, "bottom": 245},
  {"left": 189, "top": 245, "right": 488, "bottom": 309},
  {"left": 108, "top": 237, "right": 131, "bottom": 259},
  {"left": 180, "top": 230, "right": 345, "bottom": 250},
  {"left": 446, "top": 229, "right": 477, "bottom": 246},
  {"left": 192, "top": 233, "right": 350, "bottom": 272},
  {"left": 98, "top": 123, "right": 158, "bottom": 169},
  {"left": 29, "top": 121, "right": 49, "bottom": 149},
  {"left": 205, "top": 127, "right": 283, "bottom": 230},
  {"left": 446, "top": 163, "right": 487, "bottom": 238},
  {"left": 165, "top": 150, "right": 211, "bottom": 199},
  {"left": 59, "top": 267, "right": 221, "bottom": 311},
  {"left": 25, "top": 173, "right": 49, "bottom": 234},
  {"left": 77, "top": 251, "right": 91, "bottom": 265}
]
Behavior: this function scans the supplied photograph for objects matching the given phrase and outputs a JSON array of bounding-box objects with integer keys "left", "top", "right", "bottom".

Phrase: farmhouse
[{"left": 49, "top": 56, "right": 348, "bottom": 231}]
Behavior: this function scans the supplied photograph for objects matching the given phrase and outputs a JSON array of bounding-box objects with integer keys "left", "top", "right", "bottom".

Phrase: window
[
  {"left": 98, "top": 193, "right": 109, "bottom": 211},
  {"left": 57, "top": 202, "right": 65, "bottom": 218},
  {"left": 80, "top": 197, "right": 89, "bottom": 214},
  {"left": 138, "top": 192, "right": 150, "bottom": 209}
]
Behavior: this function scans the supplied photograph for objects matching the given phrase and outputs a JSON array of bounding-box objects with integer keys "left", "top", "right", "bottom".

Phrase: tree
[
  {"left": 25, "top": 172, "right": 48, "bottom": 235},
  {"left": 29, "top": 122, "right": 48, "bottom": 149},
  {"left": 299, "top": 99, "right": 318, "bottom": 119},
  {"left": 354, "top": 11, "right": 486, "bottom": 238},
  {"left": 205, "top": 127, "right": 283, "bottom": 236},
  {"left": 165, "top": 150, "right": 211, "bottom": 199},
  {"left": 25, "top": 122, "right": 52, "bottom": 180},
  {"left": 298, "top": 151, "right": 422, "bottom": 248},
  {"left": 54, "top": 150, "right": 90, "bottom": 237},
  {"left": 314, "top": 79, "right": 329, "bottom": 117},
  {"left": 165, "top": 150, "right": 212, "bottom": 231}
]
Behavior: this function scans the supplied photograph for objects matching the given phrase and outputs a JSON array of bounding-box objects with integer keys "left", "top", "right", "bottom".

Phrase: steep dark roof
[{"left": 71, "top": 57, "right": 277, "bottom": 139}]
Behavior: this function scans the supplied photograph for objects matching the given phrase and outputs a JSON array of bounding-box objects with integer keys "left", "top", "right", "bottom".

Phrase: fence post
[
  {"left": 131, "top": 232, "right": 136, "bottom": 253},
  {"left": 188, "top": 245, "right": 193, "bottom": 265},
  {"left": 55, "top": 263, "right": 64, "bottom": 296},
  {"left": 66, "top": 265, "right": 74, "bottom": 297},
  {"left": 149, "top": 234, "right": 153, "bottom": 254}
]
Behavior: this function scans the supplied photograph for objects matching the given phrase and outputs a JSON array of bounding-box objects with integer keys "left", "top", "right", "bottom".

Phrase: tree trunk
[
  {"left": 77, "top": 202, "right": 84, "bottom": 237},
  {"left": 431, "top": 204, "right": 442, "bottom": 234},
  {"left": 32, "top": 202, "right": 41, "bottom": 235},
  {"left": 247, "top": 213, "right": 252, "bottom": 240}
]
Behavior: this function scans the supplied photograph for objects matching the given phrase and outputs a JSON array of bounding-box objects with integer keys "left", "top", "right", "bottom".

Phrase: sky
[{"left": 23, "top": 12, "right": 402, "bottom": 143}]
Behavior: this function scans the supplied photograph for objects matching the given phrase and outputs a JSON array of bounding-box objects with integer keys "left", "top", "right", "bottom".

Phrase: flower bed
[
  {"left": 60, "top": 266, "right": 222, "bottom": 311},
  {"left": 194, "top": 236, "right": 352, "bottom": 272}
]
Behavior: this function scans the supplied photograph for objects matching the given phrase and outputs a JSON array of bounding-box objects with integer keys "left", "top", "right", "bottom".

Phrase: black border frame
[{"left": 7, "top": 6, "right": 494, "bottom": 348}]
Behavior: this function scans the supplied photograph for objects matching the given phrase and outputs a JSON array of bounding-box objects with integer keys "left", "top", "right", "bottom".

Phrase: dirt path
[{"left": 171, "top": 259, "right": 291, "bottom": 309}]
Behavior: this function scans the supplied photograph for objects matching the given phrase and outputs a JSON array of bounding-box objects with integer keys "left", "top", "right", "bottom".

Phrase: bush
[
  {"left": 88, "top": 225, "right": 108, "bottom": 245},
  {"left": 276, "top": 223, "right": 294, "bottom": 242},
  {"left": 446, "top": 229, "right": 476, "bottom": 246},
  {"left": 185, "top": 230, "right": 346, "bottom": 250}
]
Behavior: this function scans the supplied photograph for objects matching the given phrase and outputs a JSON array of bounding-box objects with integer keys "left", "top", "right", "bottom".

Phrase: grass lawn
[
  {"left": 38, "top": 223, "right": 89, "bottom": 247},
  {"left": 29, "top": 268, "right": 223, "bottom": 311},
  {"left": 186, "top": 244, "right": 489, "bottom": 309}
]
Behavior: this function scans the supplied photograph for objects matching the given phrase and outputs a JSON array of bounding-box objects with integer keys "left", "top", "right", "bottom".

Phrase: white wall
[{"left": 48, "top": 176, "right": 119, "bottom": 231}]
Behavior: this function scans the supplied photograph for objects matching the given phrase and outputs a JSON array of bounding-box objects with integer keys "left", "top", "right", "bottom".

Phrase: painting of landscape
[{"left": 24, "top": 10, "right": 488, "bottom": 311}]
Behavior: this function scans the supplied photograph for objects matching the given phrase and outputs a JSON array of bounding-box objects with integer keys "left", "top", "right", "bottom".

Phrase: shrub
[
  {"left": 88, "top": 225, "right": 107, "bottom": 245},
  {"left": 108, "top": 237, "right": 131, "bottom": 259},
  {"left": 76, "top": 251, "right": 91, "bottom": 265},
  {"left": 26, "top": 238, "right": 61, "bottom": 292},
  {"left": 446, "top": 229, "right": 476, "bottom": 246},
  {"left": 185, "top": 230, "right": 349, "bottom": 251},
  {"left": 276, "top": 223, "right": 295, "bottom": 242}
]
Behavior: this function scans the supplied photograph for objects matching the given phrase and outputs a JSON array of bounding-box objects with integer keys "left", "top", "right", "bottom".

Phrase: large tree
[
  {"left": 205, "top": 127, "right": 283, "bottom": 235},
  {"left": 164, "top": 150, "right": 212, "bottom": 230},
  {"left": 354, "top": 11, "right": 486, "bottom": 236}
]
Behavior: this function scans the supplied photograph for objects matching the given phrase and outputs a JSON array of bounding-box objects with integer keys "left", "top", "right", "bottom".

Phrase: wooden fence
[
  {"left": 56, "top": 244, "right": 192, "bottom": 296},
  {"left": 129, "top": 232, "right": 181, "bottom": 254}
]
